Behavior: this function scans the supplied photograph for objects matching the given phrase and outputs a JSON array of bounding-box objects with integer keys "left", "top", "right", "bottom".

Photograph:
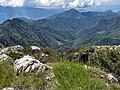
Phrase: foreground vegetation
[
  {"left": 0, "top": 46, "right": 120, "bottom": 90},
  {"left": 53, "top": 62, "right": 108, "bottom": 90},
  {"left": 1, "top": 60, "right": 119, "bottom": 90},
  {"left": 0, "top": 60, "right": 46, "bottom": 90}
]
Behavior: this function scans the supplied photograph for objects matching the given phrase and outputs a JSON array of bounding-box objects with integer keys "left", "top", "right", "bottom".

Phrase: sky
[{"left": 0, "top": 0, "right": 119, "bottom": 10}]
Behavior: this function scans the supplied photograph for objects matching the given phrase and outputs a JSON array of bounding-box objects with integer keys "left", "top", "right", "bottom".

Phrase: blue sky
[{"left": 0, "top": 0, "right": 119, "bottom": 11}]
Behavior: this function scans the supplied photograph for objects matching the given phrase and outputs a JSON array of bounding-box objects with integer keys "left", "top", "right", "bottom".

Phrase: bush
[
  {"left": 7, "top": 51, "right": 23, "bottom": 60},
  {"left": 88, "top": 47, "right": 120, "bottom": 82},
  {"left": 23, "top": 46, "right": 32, "bottom": 55}
]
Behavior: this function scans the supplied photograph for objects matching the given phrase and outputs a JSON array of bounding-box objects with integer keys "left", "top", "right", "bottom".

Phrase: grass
[
  {"left": 0, "top": 60, "right": 47, "bottom": 90},
  {"left": 53, "top": 62, "right": 109, "bottom": 90},
  {"left": 13, "top": 72, "right": 47, "bottom": 90},
  {"left": 0, "top": 60, "right": 15, "bottom": 89},
  {"left": 0, "top": 59, "right": 120, "bottom": 90}
]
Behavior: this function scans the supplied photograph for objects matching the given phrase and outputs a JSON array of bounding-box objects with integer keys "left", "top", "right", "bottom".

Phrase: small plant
[
  {"left": 23, "top": 46, "right": 32, "bottom": 55},
  {"left": 7, "top": 51, "right": 23, "bottom": 60}
]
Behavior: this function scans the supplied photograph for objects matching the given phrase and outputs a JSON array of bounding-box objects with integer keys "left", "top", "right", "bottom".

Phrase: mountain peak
[
  {"left": 67, "top": 9, "right": 79, "bottom": 13},
  {"left": 2, "top": 18, "right": 25, "bottom": 24},
  {"left": 105, "top": 10, "right": 113, "bottom": 13},
  {"left": 47, "top": 9, "right": 86, "bottom": 19},
  {"left": 63, "top": 9, "right": 80, "bottom": 15},
  {"left": 1, "top": 18, "right": 27, "bottom": 28}
]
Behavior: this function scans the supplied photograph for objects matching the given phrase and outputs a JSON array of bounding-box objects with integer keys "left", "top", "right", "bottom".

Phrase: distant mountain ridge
[
  {"left": 0, "top": 9, "right": 120, "bottom": 49},
  {"left": 75, "top": 17, "right": 120, "bottom": 47}
]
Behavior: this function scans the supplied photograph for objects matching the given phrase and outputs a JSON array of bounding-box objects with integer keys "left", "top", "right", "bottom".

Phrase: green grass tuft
[
  {"left": 53, "top": 62, "right": 109, "bottom": 90},
  {"left": 0, "top": 60, "right": 47, "bottom": 90}
]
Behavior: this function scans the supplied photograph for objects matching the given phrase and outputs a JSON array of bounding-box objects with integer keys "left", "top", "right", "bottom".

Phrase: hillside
[
  {"left": 75, "top": 17, "right": 120, "bottom": 47},
  {"left": 0, "top": 18, "right": 67, "bottom": 49},
  {"left": 0, "top": 45, "right": 120, "bottom": 90}
]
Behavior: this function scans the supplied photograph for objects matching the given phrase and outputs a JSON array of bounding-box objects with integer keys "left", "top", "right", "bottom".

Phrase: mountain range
[{"left": 0, "top": 9, "right": 120, "bottom": 49}]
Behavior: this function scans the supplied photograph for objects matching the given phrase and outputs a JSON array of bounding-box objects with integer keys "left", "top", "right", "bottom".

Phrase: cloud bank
[
  {"left": 0, "top": 0, "right": 119, "bottom": 8},
  {"left": 68, "top": 0, "right": 107, "bottom": 8},
  {"left": 0, "top": 0, "right": 24, "bottom": 7}
]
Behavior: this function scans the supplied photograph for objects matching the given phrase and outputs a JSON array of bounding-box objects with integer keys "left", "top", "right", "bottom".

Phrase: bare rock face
[
  {"left": 2, "top": 87, "right": 14, "bottom": 90},
  {"left": 14, "top": 55, "right": 52, "bottom": 73},
  {"left": 0, "top": 54, "right": 10, "bottom": 62},
  {"left": 107, "top": 74, "right": 119, "bottom": 84},
  {"left": 31, "top": 46, "right": 41, "bottom": 51},
  {"left": 41, "top": 52, "right": 48, "bottom": 57},
  {"left": 31, "top": 46, "right": 41, "bottom": 53},
  {"left": 0, "top": 45, "right": 24, "bottom": 54}
]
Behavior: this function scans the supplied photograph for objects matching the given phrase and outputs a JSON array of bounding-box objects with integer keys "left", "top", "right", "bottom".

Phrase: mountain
[
  {"left": 118, "top": 10, "right": 120, "bottom": 15},
  {"left": 30, "top": 9, "right": 97, "bottom": 41},
  {"left": 30, "top": 9, "right": 120, "bottom": 42},
  {"left": 75, "top": 17, "right": 120, "bottom": 47},
  {"left": 0, "top": 18, "right": 67, "bottom": 49},
  {"left": 0, "top": 9, "right": 120, "bottom": 49},
  {"left": 80, "top": 10, "right": 119, "bottom": 20},
  {"left": 0, "top": 6, "right": 65, "bottom": 23},
  {"left": 47, "top": 9, "right": 86, "bottom": 20}
]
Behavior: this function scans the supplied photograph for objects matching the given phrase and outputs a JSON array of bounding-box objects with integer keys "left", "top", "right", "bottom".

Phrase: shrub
[
  {"left": 7, "top": 51, "right": 23, "bottom": 60},
  {"left": 23, "top": 46, "right": 32, "bottom": 55},
  {"left": 88, "top": 47, "right": 120, "bottom": 82}
]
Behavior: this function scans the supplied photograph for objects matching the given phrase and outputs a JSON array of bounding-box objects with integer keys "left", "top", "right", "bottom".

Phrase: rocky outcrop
[
  {"left": 0, "top": 54, "right": 10, "bottom": 62},
  {"left": 2, "top": 87, "right": 14, "bottom": 90},
  {"left": 107, "top": 74, "right": 119, "bottom": 84},
  {"left": 41, "top": 52, "right": 49, "bottom": 57},
  {"left": 14, "top": 55, "right": 52, "bottom": 73},
  {"left": 31, "top": 46, "right": 41, "bottom": 51},
  {"left": 0, "top": 45, "right": 24, "bottom": 54},
  {"left": 94, "top": 45, "right": 120, "bottom": 51},
  {"left": 31, "top": 46, "right": 41, "bottom": 53}
]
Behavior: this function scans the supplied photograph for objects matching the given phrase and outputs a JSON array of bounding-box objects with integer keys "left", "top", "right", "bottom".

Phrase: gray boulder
[
  {"left": 0, "top": 45, "right": 24, "bottom": 54},
  {"left": 2, "top": 87, "right": 14, "bottom": 90},
  {"left": 107, "top": 74, "right": 119, "bottom": 84},
  {"left": 0, "top": 54, "right": 10, "bottom": 62},
  {"left": 14, "top": 55, "right": 52, "bottom": 73}
]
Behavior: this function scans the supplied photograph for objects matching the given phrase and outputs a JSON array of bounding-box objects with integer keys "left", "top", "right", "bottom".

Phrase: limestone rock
[
  {"left": 0, "top": 45, "right": 24, "bottom": 54},
  {"left": 46, "top": 72, "right": 55, "bottom": 81},
  {"left": 14, "top": 55, "right": 52, "bottom": 73},
  {"left": 2, "top": 87, "right": 14, "bottom": 90},
  {"left": 0, "top": 54, "right": 10, "bottom": 62},
  {"left": 31, "top": 46, "right": 41, "bottom": 51},
  {"left": 107, "top": 73, "right": 119, "bottom": 83},
  {"left": 42, "top": 52, "right": 48, "bottom": 57}
]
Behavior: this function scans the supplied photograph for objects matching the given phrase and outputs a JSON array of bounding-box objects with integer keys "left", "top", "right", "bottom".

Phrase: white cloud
[
  {"left": 0, "top": 0, "right": 119, "bottom": 8},
  {"left": 105, "top": 0, "right": 120, "bottom": 5},
  {"left": 23, "top": 0, "right": 65, "bottom": 7},
  {"left": 0, "top": 0, "right": 24, "bottom": 7},
  {"left": 68, "top": 0, "right": 108, "bottom": 8}
]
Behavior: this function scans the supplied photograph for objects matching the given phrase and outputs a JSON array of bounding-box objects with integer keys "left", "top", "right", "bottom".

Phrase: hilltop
[{"left": 0, "top": 45, "right": 120, "bottom": 90}]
